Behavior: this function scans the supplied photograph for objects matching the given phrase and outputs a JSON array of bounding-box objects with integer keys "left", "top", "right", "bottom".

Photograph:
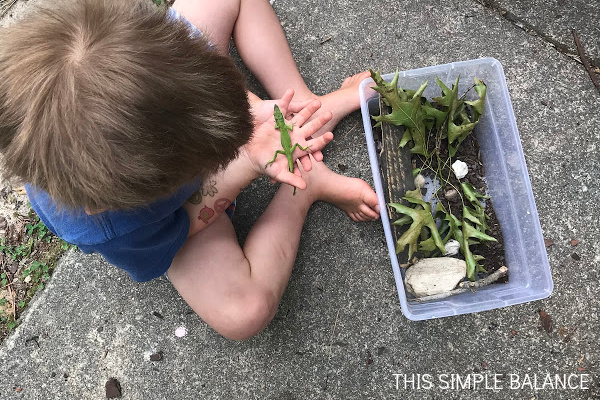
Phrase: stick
[
  {"left": 319, "top": 35, "right": 333, "bottom": 45},
  {"left": 458, "top": 265, "right": 508, "bottom": 289},
  {"left": 408, "top": 287, "right": 470, "bottom": 302},
  {"left": 408, "top": 266, "right": 508, "bottom": 302},
  {"left": 572, "top": 29, "right": 600, "bottom": 94}
]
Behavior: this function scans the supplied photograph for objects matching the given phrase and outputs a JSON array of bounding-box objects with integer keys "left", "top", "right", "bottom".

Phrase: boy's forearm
[{"left": 184, "top": 150, "right": 258, "bottom": 236}]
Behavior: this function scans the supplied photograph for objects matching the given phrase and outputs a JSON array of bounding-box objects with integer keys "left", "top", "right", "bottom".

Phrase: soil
[
  {"left": 417, "top": 132, "right": 507, "bottom": 281},
  {"left": 373, "top": 98, "right": 507, "bottom": 283}
]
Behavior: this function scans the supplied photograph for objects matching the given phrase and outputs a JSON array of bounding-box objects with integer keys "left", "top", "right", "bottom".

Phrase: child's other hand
[
  {"left": 250, "top": 89, "right": 311, "bottom": 126},
  {"left": 243, "top": 99, "right": 333, "bottom": 191}
]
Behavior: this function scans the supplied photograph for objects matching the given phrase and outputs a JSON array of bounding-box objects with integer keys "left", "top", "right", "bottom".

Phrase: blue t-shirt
[
  {"left": 24, "top": 9, "right": 213, "bottom": 282},
  {"left": 26, "top": 181, "right": 201, "bottom": 282}
]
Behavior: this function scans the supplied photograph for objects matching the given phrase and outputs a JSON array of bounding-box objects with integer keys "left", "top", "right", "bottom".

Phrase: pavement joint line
[{"left": 475, "top": 0, "right": 600, "bottom": 69}]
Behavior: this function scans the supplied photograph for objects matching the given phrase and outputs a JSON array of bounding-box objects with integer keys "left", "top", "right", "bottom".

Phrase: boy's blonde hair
[{"left": 0, "top": 0, "right": 253, "bottom": 210}]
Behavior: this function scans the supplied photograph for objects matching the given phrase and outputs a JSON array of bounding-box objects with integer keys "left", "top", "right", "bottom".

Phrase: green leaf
[
  {"left": 369, "top": 69, "right": 404, "bottom": 110},
  {"left": 448, "top": 120, "right": 478, "bottom": 145},
  {"left": 465, "top": 77, "right": 487, "bottom": 121},
  {"left": 461, "top": 182, "right": 489, "bottom": 204},
  {"left": 388, "top": 202, "right": 445, "bottom": 258},
  {"left": 463, "top": 221, "right": 497, "bottom": 243},
  {"left": 392, "top": 215, "right": 412, "bottom": 226},
  {"left": 399, "top": 129, "right": 412, "bottom": 148},
  {"left": 463, "top": 206, "right": 482, "bottom": 226}
]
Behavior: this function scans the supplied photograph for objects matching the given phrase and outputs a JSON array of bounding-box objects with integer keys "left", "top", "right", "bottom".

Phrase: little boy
[{"left": 0, "top": 0, "right": 380, "bottom": 340}]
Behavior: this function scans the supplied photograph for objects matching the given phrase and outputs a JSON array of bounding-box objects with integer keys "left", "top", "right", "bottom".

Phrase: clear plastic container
[{"left": 359, "top": 58, "right": 553, "bottom": 320}]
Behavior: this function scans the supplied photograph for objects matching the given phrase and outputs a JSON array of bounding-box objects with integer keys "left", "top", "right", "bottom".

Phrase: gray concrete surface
[{"left": 1, "top": 0, "right": 599, "bottom": 399}]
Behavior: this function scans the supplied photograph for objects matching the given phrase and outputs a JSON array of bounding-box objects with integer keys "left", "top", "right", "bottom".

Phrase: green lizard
[{"left": 265, "top": 104, "right": 310, "bottom": 195}]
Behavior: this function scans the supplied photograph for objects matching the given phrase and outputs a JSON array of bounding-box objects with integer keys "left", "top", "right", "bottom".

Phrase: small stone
[
  {"left": 510, "top": 329, "right": 518, "bottom": 338},
  {"left": 571, "top": 253, "right": 581, "bottom": 261},
  {"left": 0, "top": 216, "right": 7, "bottom": 230},
  {"left": 544, "top": 238, "right": 554, "bottom": 248},
  {"left": 149, "top": 352, "right": 163, "bottom": 362},
  {"left": 337, "top": 163, "right": 348, "bottom": 172},
  {"left": 174, "top": 326, "right": 187, "bottom": 338},
  {"left": 570, "top": 239, "right": 579, "bottom": 246},
  {"left": 444, "top": 189, "right": 459, "bottom": 202},
  {"left": 444, "top": 239, "right": 460, "bottom": 256},
  {"left": 404, "top": 258, "right": 467, "bottom": 297},
  {"left": 451, "top": 160, "right": 469, "bottom": 179},
  {"left": 414, "top": 174, "right": 426, "bottom": 188},
  {"left": 24, "top": 276, "right": 32, "bottom": 283},
  {"left": 105, "top": 378, "right": 122, "bottom": 398}
]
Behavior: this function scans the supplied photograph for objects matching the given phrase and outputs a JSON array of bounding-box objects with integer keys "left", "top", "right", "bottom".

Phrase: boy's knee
[{"left": 214, "top": 290, "right": 278, "bottom": 341}]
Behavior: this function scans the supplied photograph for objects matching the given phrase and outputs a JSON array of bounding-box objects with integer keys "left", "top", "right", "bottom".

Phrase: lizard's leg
[
  {"left": 264, "top": 150, "right": 286, "bottom": 168},
  {"left": 290, "top": 143, "right": 311, "bottom": 153}
]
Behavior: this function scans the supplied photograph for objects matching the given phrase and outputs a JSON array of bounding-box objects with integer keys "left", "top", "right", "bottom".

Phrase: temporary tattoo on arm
[
  {"left": 202, "top": 179, "right": 218, "bottom": 197},
  {"left": 214, "top": 198, "right": 233, "bottom": 213},
  {"left": 187, "top": 188, "right": 203, "bottom": 205},
  {"left": 198, "top": 206, "right": 215, "bottom": 224}
]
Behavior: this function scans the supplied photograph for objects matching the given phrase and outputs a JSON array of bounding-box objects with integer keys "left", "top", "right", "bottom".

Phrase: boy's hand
[
  {"left": 250, "top": 89, "right": 311, "bottom": 126},
  {"left": 243, "top": 99, "right": 333, "bottom": 191}
]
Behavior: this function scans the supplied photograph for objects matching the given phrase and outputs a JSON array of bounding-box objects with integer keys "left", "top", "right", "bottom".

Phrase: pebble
[
  {"left": 444, "top": 239, "right": 461, "bottom": 256},
  {"left": 414, "top": 174, "right": 426, "bottom": 188},
  {"left": 174, "top": 326, "right": 187, "bottom": 338},
  {"left": 444, "top": 189, "right": 459, "bottom": 202},
  {"left": 452, "top": 160, "right": 469, "bottom": 179},
  {"left": 105, "top": 378, "right": 122, "bottom": 398}
]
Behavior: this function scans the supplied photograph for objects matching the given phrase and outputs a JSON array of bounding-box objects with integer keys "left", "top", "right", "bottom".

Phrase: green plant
[{"left": 370, "top": 70, "right": 495, "bottom": 280}]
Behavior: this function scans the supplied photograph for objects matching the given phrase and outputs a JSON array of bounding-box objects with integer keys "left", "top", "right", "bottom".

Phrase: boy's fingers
[
  {"left": 298, "top": 154, "right": 312, "bottom": 172},
  {"left": 273, "top": 169, "right": 306, "bottom": 190},
  {"left": 286, "top": 99, "right": 315, "bottom": 117},
  {"left": 277, "top": 89, "right": 295, "bottom": 115},
  {"left": 311, "top": 149, "right": 324, "bottom": 162},
  {"left": 291, "top": 100, "right": 322, "bottom": 127},
  {"left": 296, "top": 132, "right": 333, "bottom": 158},
  {"left": 297, "top": 111, "right": 332, "bottom": 139}
]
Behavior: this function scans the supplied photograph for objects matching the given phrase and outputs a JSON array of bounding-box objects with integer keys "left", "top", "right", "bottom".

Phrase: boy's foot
[
  {"left": 297, "top": 71, "right": 371, "bottom": 137},
  {"left": 302, "top": 158, "right": 380, "bottom": 222}
]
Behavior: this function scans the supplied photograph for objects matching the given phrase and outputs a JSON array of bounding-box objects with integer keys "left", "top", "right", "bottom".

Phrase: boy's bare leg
[
  {"left": 172, "top": 0, "right": 370, "bottom": 134},
  {"left": 166, "top": 160, "right": 379, "bottom": 340}
]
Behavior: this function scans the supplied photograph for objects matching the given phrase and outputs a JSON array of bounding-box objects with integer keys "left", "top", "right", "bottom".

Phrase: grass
[{"left": 0, "top": 208, "right": 76, "bottom": 341}]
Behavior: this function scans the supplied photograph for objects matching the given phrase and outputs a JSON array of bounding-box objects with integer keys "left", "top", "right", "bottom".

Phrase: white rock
[
  {"left": 444, "top": 239, "right": 461, "bottom": 256},
  {"left": 413, "top": 174, "right": 426, "bottom": 188},
  {"left": 24, "top": 276, "right": 32, "bottom": 283},
  {"left": 452, "top": 160, "right": 469, "bottom": 179},
  {"left": 405, "top": 257, "right": 467, "bottom": 297}
]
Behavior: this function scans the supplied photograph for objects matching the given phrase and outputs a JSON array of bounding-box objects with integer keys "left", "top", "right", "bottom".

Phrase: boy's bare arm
[{"left": 184, "top": 98, "right": 333, "bottom": 237}]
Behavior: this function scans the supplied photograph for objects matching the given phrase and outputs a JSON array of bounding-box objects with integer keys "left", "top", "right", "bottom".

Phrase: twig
[
  {"left": 458, "top": 265, "right": 508, "bottom": 289},
  {"left": 408, "top": 266, "right": 508, "bottom": 302},
  {"left": 572, "top": 29, "right": 600, "bottom": 94},
  {"left": 408, "top": 287, "right": 469, "bottom": 302},
  {"left": 339, "top": 121, "right": 360, "bottom": 141},
  {"left": 0, "top": 0, "right": 18, "bottom": 19},
  {"left": 319, "top": 35, "right": 333, "bottom": 45}
]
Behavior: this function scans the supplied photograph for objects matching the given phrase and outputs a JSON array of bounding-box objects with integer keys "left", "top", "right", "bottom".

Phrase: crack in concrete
[{"left": 475, "top": 0, "right": 600, "bottom": 70}]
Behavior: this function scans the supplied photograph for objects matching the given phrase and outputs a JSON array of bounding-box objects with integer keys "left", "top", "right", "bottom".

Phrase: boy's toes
[{"left": 360, "top": 204, "right": 379, "bottom": 220}]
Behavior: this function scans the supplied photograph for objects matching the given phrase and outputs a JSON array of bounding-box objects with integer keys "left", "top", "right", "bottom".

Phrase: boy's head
[{"left": 0, "top": 0, "right": 253, "bottom": 211}]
